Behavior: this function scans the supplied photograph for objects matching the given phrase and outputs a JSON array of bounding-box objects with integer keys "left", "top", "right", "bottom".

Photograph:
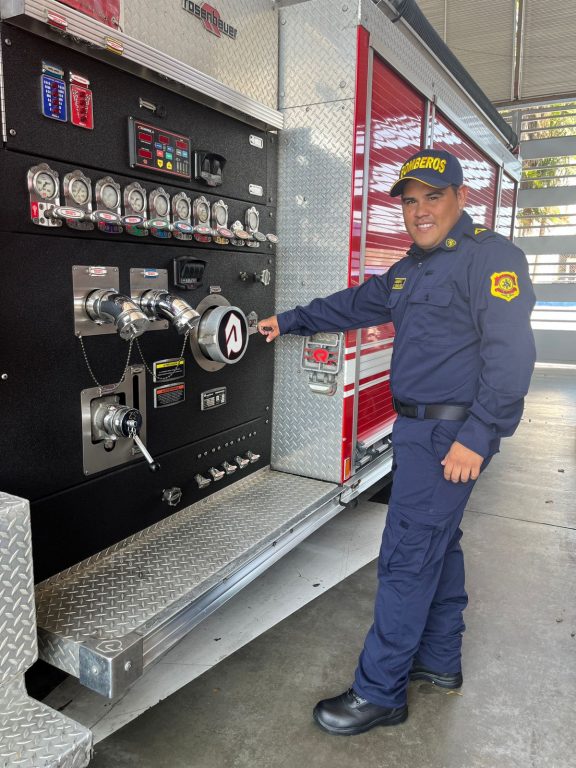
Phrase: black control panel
[{"left": 0, "top": 25, "right": 278, "bottom": 579}]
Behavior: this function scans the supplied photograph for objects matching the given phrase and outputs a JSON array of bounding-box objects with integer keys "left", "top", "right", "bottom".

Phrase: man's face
[{"left": 401, "top": 180, "right": 467, "bottom": 251}]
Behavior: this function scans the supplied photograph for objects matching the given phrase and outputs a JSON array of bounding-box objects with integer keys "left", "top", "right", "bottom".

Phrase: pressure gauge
[
  {"left": 246, "top": 207, "right": 259, "bottom": 232},
  {"left": 34, "top": 171, "right": 57, "bottom": 200},
  {"left": 128, "top": 187, "right": 145, "bottom": 213},
  {"left": 101, "top": 182, "right": 119, "bottom": 209},
  {"left": 155, "top": 193, "right": 169, "bottom": 218},
  {"left": 175, "top": 196, "right": 190, "bottom": 220},
  {"left": 214, "top": 203, "right": 227, "bottom": 226},
  {"left": 194, "top": 196, "right": 210, "bottom": 224},
  {"left": 70, "top": 177, "right": 90, "bottom": 205}
]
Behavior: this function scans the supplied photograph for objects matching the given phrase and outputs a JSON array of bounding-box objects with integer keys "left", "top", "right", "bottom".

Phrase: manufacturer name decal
[{"left": 182, "top": 0, "right": 238, "bottom": 39}]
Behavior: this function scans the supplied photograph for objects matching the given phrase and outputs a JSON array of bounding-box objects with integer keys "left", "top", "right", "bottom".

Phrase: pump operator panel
[{"left": 0, "top": 26, "right": 278, "bottom": 582}]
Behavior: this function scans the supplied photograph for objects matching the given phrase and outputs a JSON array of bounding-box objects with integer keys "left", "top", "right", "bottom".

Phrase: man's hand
[
  {"left": 441, "top": 441, "right": 483, "bottom": 483},
  {"left": 258, "top": 315, "right": 280, "bottom": 342}
]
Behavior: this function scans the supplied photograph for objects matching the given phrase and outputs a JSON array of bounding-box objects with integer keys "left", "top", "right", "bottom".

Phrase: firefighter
[{"left": 258, "top": 148, "right": 536, "bottom": 735}]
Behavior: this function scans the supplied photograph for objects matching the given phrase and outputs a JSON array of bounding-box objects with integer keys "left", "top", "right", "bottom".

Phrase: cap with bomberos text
[{"left": 389, "top": 149, "right": 463, "bottom": 197}]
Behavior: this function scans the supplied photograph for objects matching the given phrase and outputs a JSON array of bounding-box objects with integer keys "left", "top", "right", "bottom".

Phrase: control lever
[
  {"left": 85, "top": 289, "right": 150, "bottom": 340},
  {"left": 234, "top": 455, "right": 249, "bottom": 469},
  {"left": 132, "top": 433, "right": 161, "bottom": 472},
  {"left": 139, "top": 289, "right": 200, "bottom": 334}
]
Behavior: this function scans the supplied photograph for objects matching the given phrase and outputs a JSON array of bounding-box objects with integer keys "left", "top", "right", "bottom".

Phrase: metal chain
[
  {"left": 135, "top": 330, "right": 190, "bottom": 379},
  {"left": 78, "top": 334, "right": 134, "bottom": 394}
]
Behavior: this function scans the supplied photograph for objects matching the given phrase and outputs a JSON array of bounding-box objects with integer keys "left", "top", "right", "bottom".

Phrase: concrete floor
[{"left": 85, "top": 368, "right": 576, "bottom": 767}]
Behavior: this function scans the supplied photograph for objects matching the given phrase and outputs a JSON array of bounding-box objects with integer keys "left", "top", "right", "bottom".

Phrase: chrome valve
[
  {"left": 234, "top": 455, "right": 249, "bottom": 469},
  {"left": 85, "top": 289, "right": 150, "bottom": 340},
  {"left": 91, "top": 401, "right": 159, "bottom": 472},
  {"left": 139, "top": 289, "right": 200, "bottom": 334},
  {"left": 245, "top": 451, "right": 260, "bottom": 463},
  {"left": 208, "top": 466, "right": 225, "bottom": 481},
  {"left": 221, "top": 461, "right": 238, "bottom": 475}
]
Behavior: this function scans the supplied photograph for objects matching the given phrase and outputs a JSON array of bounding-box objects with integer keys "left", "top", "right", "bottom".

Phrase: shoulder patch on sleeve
[{"left": 490, "top": 271, "right": 520, "bottom": 301}]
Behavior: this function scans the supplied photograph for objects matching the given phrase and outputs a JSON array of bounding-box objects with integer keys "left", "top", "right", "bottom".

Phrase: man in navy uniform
[{"left": 258, "top": 149, "right": 536, "bottom": 735}]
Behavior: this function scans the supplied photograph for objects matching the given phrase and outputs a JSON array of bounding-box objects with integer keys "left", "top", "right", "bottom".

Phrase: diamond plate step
[
  {"left": 35, "top": 468, "right": 341, "bottom": 697},
  {"left": 0, "top": 676, "right": 91, "bottom": 768},
  {"left": 0, "top": 493, "right": 92, "bottom": 768}
]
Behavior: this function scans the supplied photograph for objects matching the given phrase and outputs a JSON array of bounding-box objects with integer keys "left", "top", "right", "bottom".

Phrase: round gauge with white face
[
  {"left": 70, "top": 177, "right": 90, "bottom": 206},
  {"left": 34, "top": 171, "right": 57, "bottom": 200},
  {"left": 214, "top": 204, "right": 227, "bottom": 226},
  {"left": 175, "top": 197, "right": 190, "bottom": 220},
  {"left": 197, "top": 201, "right": 209, "bottom": 223},
  {"left": 247, "top": 210, "right": 259, "bottom": 231},
  {"left": 128, "top": 187, "right": 145, "bottom": 213},
  {"left": 100, "top": 183, "right": 119, "bottom": 210},
  {"left": 155, "top": 194, "right": 169, "bottom": 217}
]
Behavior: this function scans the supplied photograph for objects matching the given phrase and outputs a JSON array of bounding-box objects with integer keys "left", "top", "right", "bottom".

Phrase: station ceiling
[{"left": 416, "top": 0, "right": 576, "bottom": 106}]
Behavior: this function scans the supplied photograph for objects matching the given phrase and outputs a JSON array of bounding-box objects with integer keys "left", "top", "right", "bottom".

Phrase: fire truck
[{"left": 0, "top": 0, "right": 520, "bottom": 764}]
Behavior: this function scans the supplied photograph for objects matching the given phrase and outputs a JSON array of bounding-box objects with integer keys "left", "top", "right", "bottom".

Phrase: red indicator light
[
  {"left": 138, "top": 148, "right": 152, "bottom": 159},
  {"left": 313, "top": 349, "right": 329, "bottom": 363},
  {"left": 158, "top": 135, "right": 169, "bottom": 144},
  {"left": 176, "top": 140, "right": 188, "bottom": 149},
  {"left": 138, "top": 132, "right": 152, "bottom": 143}
]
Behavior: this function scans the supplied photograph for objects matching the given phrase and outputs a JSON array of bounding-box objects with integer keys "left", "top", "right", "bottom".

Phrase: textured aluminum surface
[
  {"left": 0, "top": 0, "right": 282, "bottom": 128},
  {"left": 0, "top": 676, "right": 91, "bottom": 768},
  {"left": 35, "top": 468, "right": 338, "bottom": 677},
  {"left": 124, "top": 0, "right": 278, "bottom": 110},
  {"left": 279, "top": 0, "right": 358, "bottom": 109},
  {"left": 272, "top": 98, "right": 355, "bottom": 481},
  {"left": 360, "top": 0, "right": 521, "bottom": 180},
  {"left": 0, "top": 492, "right": 36, "bottom": 685}
]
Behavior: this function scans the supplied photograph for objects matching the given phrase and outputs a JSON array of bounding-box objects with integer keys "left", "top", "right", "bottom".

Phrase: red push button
[{"left": 313, "top": 348, "right": 329, "bottom": 363}]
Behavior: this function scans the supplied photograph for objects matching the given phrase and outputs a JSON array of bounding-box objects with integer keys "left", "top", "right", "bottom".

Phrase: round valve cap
[{"left": 197, "top": 305, "right": 249, "bottom": 365}]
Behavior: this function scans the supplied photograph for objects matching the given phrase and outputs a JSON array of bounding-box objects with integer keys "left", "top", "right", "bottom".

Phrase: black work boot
[
  {"left": 313, "top": 688, "right": 408, "bottom": 735},
  {"left": 409, "top": 663, "right": 463, "bottom": 689}
]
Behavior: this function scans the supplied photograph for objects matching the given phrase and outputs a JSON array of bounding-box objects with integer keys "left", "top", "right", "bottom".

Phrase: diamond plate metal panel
[
  {"left": 123, "top": 0, "right": 279, "bottom": 109},
  {"left": 279, "top": 0, "right": 359, "bottom": 109},
  {"left": 35, "top": 469, "right": 337, "bottom": 677},
  {"left": 360, "top": 0, "right": 521, "bottom": 179},
  {"left": 0, "top": 493, "right": 36, "bottom": 685},
  {"left": 272, "top": 99, "right": 354, "bottom": 480},
  {"left": 0, "top": 676, "right": 91, "bottom": 768}
]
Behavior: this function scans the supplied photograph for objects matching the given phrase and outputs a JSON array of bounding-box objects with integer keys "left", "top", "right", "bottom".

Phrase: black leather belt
[{"left": 393, "top": 398, "right": 470, "bottom": 421}]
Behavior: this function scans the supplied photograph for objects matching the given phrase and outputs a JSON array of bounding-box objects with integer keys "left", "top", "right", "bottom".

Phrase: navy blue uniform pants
[{"left": 353, "top": 416, "right": 493, "bottom": 708}]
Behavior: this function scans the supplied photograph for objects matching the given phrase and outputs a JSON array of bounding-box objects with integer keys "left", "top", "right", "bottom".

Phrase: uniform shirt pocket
[{"left": 406, "top": 286, "right": 454, "bottom": 344}]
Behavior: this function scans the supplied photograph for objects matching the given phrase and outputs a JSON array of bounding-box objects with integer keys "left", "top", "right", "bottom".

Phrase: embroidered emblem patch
[
  {"left": 392, "top": 277, "right": 406, "bottom": 290},
  {"left": 474, "top": 227, "right": 487, "bottom": 235},
  {"left": 490, "top": 271, "right": 520, "bottom": 301},
  {"left": 445, "top": 238, "right": 457, "bottom": 248}
]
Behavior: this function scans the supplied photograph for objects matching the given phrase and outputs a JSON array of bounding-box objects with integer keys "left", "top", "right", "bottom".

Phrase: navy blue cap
[{"left": 389, "top": 149, "right": 463, "bottom": 197}]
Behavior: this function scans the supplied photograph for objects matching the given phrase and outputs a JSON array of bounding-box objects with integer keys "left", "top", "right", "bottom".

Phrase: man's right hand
[{"left": 258, "top": 315, "right": 280, "bottom": 342}]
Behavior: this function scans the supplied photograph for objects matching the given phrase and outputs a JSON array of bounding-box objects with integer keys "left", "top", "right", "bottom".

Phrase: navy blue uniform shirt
[{"left": 277, "top": 212, "right": 537, "bottom": 458}]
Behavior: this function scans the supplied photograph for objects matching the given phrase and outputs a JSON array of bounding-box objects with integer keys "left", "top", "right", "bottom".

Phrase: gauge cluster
[{"left": 26, "top": 162, "right": 278, "bottom": 244}]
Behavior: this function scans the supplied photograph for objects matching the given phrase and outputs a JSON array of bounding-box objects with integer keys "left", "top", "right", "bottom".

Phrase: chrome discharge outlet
[
  {"left": 139, "top": 289, "right": 200, "bottom": 334},
  {"left": 85, "top": 289, "right": 150, "bottom": 340}
]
